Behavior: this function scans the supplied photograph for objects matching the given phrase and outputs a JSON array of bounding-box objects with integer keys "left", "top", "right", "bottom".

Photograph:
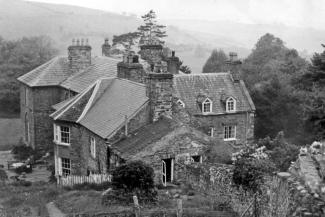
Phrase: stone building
[{"left": 18, "top": 38, "right": 255, "bottom": 185}]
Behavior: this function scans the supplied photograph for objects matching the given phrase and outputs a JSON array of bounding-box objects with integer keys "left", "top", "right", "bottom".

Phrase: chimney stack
[
  {"left": 226, "top": 52, "right": 242, "bottom": 82},
  {"left": 139, "top": 44, "right": 163, "bottom": 64},
  {"left": 167, "top": 50, "right": 180, "bottom": 74},
  {"left": 117, "top": 52, "right": 146, "bottom": 84},
  {"left": 102, "top": 38, "right": 111, "bottom": 57},
  {"left": 68, "top": 38, "right": 91, "bottom": 72}
]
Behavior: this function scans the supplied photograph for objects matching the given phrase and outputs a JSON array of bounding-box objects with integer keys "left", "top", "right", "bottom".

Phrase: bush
[
  {"left": 65, "top": 182, "right": 111, "bottom": 191},
  {"left": 14, "top": 164, "right": 32, "bottom": 174},
  {"left": 11, "top": 180, "right": 32, "bottom": 187},
  {"left": 0, "top": 169, "right": 7, "bottom": 181},
  {"left": 112, "top": 161, "right": 155, "bottom": 192},
  {"left": 11, "top": 144, "right": 34, "bottom": 161}
]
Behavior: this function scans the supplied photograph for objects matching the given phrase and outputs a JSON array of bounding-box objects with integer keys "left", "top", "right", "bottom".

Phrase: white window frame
[
  {"left": 226, "top": 97, "right": 236, "bottom": 112},
  {"left": 202, "top": 98, "right": 212, "bottom": 114},
  {"left": 208, "top": 127, "right": 214, "bottom": 137},
  {"left": 25, "top": 87, "right": 29, "bottom": 106},
  {"left": 54, "top": 124, "right": 70, "bottom": 146},
  {"left": 90, "top": 137, "right": 96, "bottom": 158},
  {"left": 224, "top": 125, "right": 236, "bottom": 141},
  {"left": 61, "top": 157, "right": 71, "bottom": 176},
  {"left": 177, "top": 99, "right": 185, "bottom": 108}
]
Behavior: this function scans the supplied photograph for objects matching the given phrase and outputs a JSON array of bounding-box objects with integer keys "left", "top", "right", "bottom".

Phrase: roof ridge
[
  {"left": 77, "top": 79, "right": 102, "bottom": 123},
  {"left": 116, "top": 77, "right": 147, "bottom": 87},
  {"left": 52, "top": 81, "right": 97, "bottom": 120},
  {"left": 175, "top": 72, "right": 229, "bottom": 77}
]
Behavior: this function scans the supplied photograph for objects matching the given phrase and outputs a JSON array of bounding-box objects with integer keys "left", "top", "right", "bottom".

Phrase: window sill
[
  {"left": 226, "top": 110, "right": 236, "bottom": 113},
  {"left": 54, "top": 141, "right": 70, "bottom": 146},
  {"left": 224, "top": 138, "right": 236, "bottom": 141}
]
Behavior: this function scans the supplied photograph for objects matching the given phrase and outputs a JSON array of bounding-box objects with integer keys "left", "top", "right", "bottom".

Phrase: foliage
[
  {"left": 112, "top": 32, "right": 141, "bottom": 51},
  {"left": 112, "top": 160, "right": 155, "bottom": 192},
  {"left": 202, "top": 49, "right": 228, "bottom": 73},
  {"left": 11, "top": 180, "right": 32, "bottom": 187},
  {"left": 64, "top": 181, "right": 111, "bottom": 191},
  {"left": 0, "top": 169, "right": 7, "bottom": 181},
  {"left": 179, "top": 60, "right": 192, "bottom": 74},
  {"left": 11, "top": 143, "right": 34, "bottom": 161},
  {"left": 240, "top": 33, "right": 310, "bottom": 144},
  {"left": 138, "top": 10, "right": 167, "bottom": 45},
  {"left": 14, "top": 164, "right": 32, "bottom": 174},
  {"left": 0, "top": 35, "right": 58, "bottom": 116},
  {"left": 232, "top": 145, "right": 276, "bottom": 192},
  {"left": 257, "top": 132, "right": 299, "bottom": 171}
]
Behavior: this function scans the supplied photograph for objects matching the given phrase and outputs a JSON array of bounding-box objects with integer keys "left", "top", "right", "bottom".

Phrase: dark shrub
[
  {"left": 11, "top": 180, "right": 32, "bottom": 187},
  {"left": 14, "top": 164, "right": 32, "bottom": 174},
  {"left": 0, "top": 169, "right": 7, "bottom": 181},
  {"left": 11, "top": 144, "right": 34, "bottom": 161},
  {"left": 64, "top": 182, "right": 111, "bottom": 191},
  {"left": 112, "top": 161, "right": 154, "bottom": 192}
]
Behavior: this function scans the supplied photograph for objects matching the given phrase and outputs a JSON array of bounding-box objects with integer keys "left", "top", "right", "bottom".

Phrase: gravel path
[{"left": 46, "top": 202, "right": 66, "bottom": 217}]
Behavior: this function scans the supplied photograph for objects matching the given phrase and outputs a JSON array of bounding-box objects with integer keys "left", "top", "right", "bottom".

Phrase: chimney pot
[
  {"left": 72, "top": 38, "right": 75, "bottom": 45},
  {"left": 229, "top": 52, "right": 238, "bottom": 61},
  {"left": 86, "top": 38, "right": 89, "bottom": 45},
  {"left": 172, "top": 51, "right": 175, "bottom": 57},
  {"left": 76, "top": 39, "right": 80, "bottom": 46}
]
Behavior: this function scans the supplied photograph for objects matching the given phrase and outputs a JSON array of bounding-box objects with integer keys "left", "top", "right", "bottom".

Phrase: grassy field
[{"left": 0, "top": 118, "right": 22, "bottom": 150}]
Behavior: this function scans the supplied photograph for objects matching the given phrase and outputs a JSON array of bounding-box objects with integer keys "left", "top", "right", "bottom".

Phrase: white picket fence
[{"left": 57, "top": 174, "right": 112, "bottom": 186}]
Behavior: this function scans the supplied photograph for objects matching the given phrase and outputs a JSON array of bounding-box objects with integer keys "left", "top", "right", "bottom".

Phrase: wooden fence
[{"left": 57, "top": 174, "right": 112, "bottom": 186}]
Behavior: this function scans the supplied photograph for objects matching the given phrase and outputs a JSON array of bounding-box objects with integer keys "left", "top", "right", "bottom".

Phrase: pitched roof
[
  {"left": 17, "top": 56, "right": 119, "bottom": 93},
  {"left": 51, "top": 77, "right": 149, "bottom": 139},
  {"left": 112, "top": 116, "right": 213, "bottom": 160},
  {"left": 173, "top": 73, "right": 255, "bottom": 114}
]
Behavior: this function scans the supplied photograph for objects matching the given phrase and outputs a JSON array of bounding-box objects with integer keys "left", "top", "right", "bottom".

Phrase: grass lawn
[
  {"left": 0, "top": 182, "right": 64, "bottom": 217},
  {"left": 0, "top": 118, "right": 22, "bottom": 151}
]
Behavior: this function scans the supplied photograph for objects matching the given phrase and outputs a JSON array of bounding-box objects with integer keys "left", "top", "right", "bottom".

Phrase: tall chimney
[
  {"left": 167, "top": 50, "right": 180, "bottom": 74},
  {"left": 226, "top": 52, "right": 242, "bottom": 82},
  {"left": 117, "top": 52, "right": 146, "bottom": 84},
  {"left": 139, "top": 44, "right": 163, "bottom": 64},
  {"left": 102, "top": 38, "right": 111, "bottom": 57},
  {"left": 146, "top": 70, "right": 173, "bottom": 122},
  {"left": 68, "top": 38, "right": 91, "bottom": 72}
]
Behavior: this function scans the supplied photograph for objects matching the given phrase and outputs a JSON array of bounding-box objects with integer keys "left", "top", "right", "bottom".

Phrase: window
[
  {"left": 207, "top": 127, "right": 214, "bottom": 137},
  {"left": 25, "top": 87, "right": 28, "bottom": 106},
  {"left": 54, "top": 124, "right": 70, "bottom": 145},
  {"left": 224, "top": 125, "right": 236, "bottom": 140},
  {"left": 191, "top": 155, "right": 202, "bottom": 163},
  {"left": 61, "top": 158, "right": 71, "bottom": 176},
  {"left": 25, "top": 113, "right": 29, "bottom": 142},
  {"left": 177, "top": 99, "right": 185, "bottom": 108},
  {"left": 90, "top": 137, "right": 96, "bottom": 158},
  {"left": 226, "top": 97, "right": 236, "bottom": 112},
  {"left": 202, "top": 98, "right": 212, "bottom": 113}
]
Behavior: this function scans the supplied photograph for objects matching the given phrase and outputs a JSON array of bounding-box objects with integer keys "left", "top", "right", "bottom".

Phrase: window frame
[
  {"left": 207, "top": 127, "right": 214, "bottom": 137},
  {"left": 202, "top": 98, "right": 212, "bottom": 114},
  {"left": 90, "top": 137, "right": 96, "bottom": 158},
  {"left": 54, "top": 124, "right": 71, "bottom": 146},
  {"left": 61, "top": 158, "right": 71, "bottom": 176},
  {"left": 224, "top": 125, "right": 236, "bottom": 141},
  {"left": 177, "top": 99, "right": 185, "bottom": 108},
  {"left": 226, "top": 97, "right": 236, "bottom": 112}
]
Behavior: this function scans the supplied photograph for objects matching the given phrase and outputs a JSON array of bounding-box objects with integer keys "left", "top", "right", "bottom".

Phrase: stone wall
[
  {"left": 146, "top": 73, "right": 173, "bottom": 122},
  {"left": 117, "top": 62, "right": 147, "bottom": 84},
  {"left": 139, "top": 44, "right": 163, "bottom": 63},
  {"left": 55, "top": 102, "right": 151, "bottom": 176},
  {"left": 20, "top": 84, "right": 70, "bottom": 151},
  {"left": 194, "top": 112, "right": 254, "bottom": 145}
]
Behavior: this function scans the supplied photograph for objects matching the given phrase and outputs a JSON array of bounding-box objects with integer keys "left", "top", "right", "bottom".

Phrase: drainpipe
[{"left": 124, "top": 115, "right": 128, "bottom": 136}]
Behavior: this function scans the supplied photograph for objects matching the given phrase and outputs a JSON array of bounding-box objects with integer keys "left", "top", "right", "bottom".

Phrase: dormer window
[
  {"left": 202, "top": 98, "right": 212, "bottom": 113},
  {"left": 177, "top": 99, "right": 185, "bottom": 108},
  {"left": 226, "top": 97, "right": 236, "bottom": 112}
]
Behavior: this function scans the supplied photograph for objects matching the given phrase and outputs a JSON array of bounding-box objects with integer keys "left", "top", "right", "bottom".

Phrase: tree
[
  {"left": 241, "top": 33, "right": 309, "bottom": 144},
  {"left": 179, "top": 60, "right": 192, "bottom": 74},
  {"left": 0, "top": 36, "right": 58, "bottom": 116},
  {"left": 202, "top": 49, "right": 228, "bottom": 73},
  {"left": 232, "top": 145, "right": 275, "bottom": 193},
  {"left": 138, "top": 10, "right": 167, "bottom": 45},
  {"left": 112, "top": 161, "right": 155, "bottom": 192},
  {"left": 112, "top": 32, "right": 141, "bottom": 51}
]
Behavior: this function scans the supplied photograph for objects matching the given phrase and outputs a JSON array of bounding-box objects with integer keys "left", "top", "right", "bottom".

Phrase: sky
[{"left": 27, "top": 0, "right": 325, "bottom": 30}]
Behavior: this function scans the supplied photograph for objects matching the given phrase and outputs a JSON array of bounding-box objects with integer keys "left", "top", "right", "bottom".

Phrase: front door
[
  {"left": 162, "top": 158, "right": 174, "bottom": 186},
  {"left": 162, "top": 160, "right": 166, "bottom": 186}
]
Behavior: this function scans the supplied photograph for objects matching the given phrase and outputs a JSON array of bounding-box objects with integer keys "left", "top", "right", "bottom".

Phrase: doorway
[{"left": 161, "top": 158, "right": 174, "bottom": 186}]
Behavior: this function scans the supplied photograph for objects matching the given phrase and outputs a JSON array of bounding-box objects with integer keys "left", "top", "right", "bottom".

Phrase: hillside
[{"left": 0, "top": 0, "right": 324, "bottom": 72}]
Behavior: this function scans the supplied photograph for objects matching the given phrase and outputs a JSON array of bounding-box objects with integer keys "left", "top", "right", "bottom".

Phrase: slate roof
[
  {"left": 17, "top": 56, "right": 119, "bottom": 93},
  {"left": 173, "top": 73, "right": 255, "bottom": 114},
  {"left": 50, "top": 77, "right": 149, "bottom": 138},
  {"left": 112, "top": 116, "right": 213, "bottom": 160}
]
